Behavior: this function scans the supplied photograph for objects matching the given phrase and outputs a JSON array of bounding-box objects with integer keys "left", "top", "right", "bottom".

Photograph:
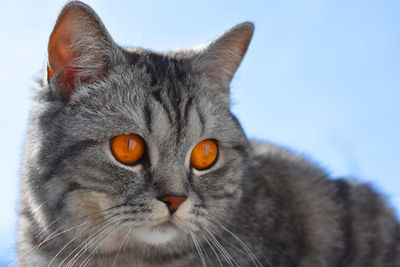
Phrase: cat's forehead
[
  {"left": 72, "top": 52, "right": 194, "bottom": 106},
  {"left": 67, "top": 55, "right": 231, "bottom": 141},
  {"left": 89, "top": 49, "right": 225, "bottom": 112},
  {"left": 123, "top": 49, "right": 191, "bottom": 89}
]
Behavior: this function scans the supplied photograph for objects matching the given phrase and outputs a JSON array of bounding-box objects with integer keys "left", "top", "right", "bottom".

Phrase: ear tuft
[
  {"left": 193, "top": 22, "right": 254, "bottom": 92},
  {"left": 47, "top": 1, "right": 116, "bottom": 100}
]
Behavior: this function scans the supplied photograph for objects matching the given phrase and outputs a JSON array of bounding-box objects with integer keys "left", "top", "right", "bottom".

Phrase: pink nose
[{"left": 159, "top": 196, "right": 187, "bottom": 214}]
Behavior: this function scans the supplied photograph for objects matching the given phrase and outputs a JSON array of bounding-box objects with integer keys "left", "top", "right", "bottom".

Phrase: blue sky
[{"left": 1, "top": 0, "right": 399, "bottom": 264}]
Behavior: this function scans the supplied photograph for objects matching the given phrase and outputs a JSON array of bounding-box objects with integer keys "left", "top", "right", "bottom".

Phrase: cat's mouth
[
  {"left": 149, "top": 215, "right": 190, "bottom": 233},
  {"left": 130, "top": 209, "right": 197, "bottom": 245},
  {"left": 148, "top": 218, "right": 175, "bottom": 230},
  {"left": 135, "top": 219, "right": 181, "bottom": 245}
]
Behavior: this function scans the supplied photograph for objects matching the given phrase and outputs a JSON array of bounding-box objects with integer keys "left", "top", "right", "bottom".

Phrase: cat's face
[
  {"left": 25, "top": 1, "right": 253, "bottom": 255},
  {"left": 49, "top": 63, "right": 248, "bottom": 250}
]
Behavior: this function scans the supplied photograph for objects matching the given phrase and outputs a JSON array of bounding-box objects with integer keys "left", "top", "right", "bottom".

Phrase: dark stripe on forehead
[
  {"left": 151, "top": 89, "right": 172, "bottom": 124},
  {"left": 144, "top": 101, "right": 152, "bottom": 132},
  {"left": 135, "top": 52, "right": 192, "bottom": 143},
  {"left": 139, "top": 53, "right": 195, "bottom": 145},
  {"left": 176, "top": 118, "right": 182, "bottom": 144},
  {"left": 195, "top": 104, "right": 205, "bottom": 134},
  {"left": 183, "top": 96, "right": 193, "bottom": 123},
  {"left": 167, "top": 84, "right": 183, "bottom": 143},
  {"left": 138, "top": 52, "right": 187, "bottom": 87}
]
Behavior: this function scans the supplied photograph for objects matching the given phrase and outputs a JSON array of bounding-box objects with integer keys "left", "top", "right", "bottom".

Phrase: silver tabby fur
[{"left": 17, "top": 1, "right": 399, "bottom": 266}]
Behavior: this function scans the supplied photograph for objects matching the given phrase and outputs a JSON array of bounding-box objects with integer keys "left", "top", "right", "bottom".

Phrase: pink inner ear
[{"left": 47, "top": 8, "right": 85, "bottom": 98}]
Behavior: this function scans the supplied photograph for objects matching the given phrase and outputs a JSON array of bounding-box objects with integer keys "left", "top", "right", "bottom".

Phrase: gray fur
[{"left": 17, "top": 1, "right": 399, "bottom": 266}]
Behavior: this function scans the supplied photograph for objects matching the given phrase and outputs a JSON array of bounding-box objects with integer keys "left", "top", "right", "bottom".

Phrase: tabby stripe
[
  {"left": 195, "top": 104, "right": 205, "bottom": 134},
  {"left": 144, "top": 101, "right": 152, "bottom": 132},
  {"left": 167, "top": 84, "right": 183, "bottom": 143},
  {"left": 183, "top": 96, "right": 193, "bottom": 123},
  {"left": 174, "top": 95, "right": 193, "bottom": 144},
  {"left": 151, "top": 89, "right": 172, "bottom": 124}
]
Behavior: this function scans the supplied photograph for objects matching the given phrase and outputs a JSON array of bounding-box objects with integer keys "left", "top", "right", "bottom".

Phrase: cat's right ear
[
  {"left": 47, "top": 1, "right": 121, "bottom": 101},
  {"left": 192, "top": 22, "right": 254, "bottom": 93}
]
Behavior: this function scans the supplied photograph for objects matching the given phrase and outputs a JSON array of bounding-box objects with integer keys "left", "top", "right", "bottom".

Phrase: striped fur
[{"left": 17, "top": 2, "right": 399, "bottom": 266}]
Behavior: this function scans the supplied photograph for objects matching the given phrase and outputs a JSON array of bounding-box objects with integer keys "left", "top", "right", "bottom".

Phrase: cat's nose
[{"left": 158, "top": 196, "right": 187, "bottom": 215}]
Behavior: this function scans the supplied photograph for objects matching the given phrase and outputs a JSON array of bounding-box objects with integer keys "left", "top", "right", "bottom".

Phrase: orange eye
[
  {"left": 190, "top": 139, "right": 218, "bottom": 170},
  {"left": 110, "top": 134, "right": 145, "bottom": 165}
]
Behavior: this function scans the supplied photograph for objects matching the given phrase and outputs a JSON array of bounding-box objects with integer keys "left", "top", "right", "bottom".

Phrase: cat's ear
[
  {"left": 47, "top": 1, "right": 120, "bottom": 101},
  {"left": 192, "top": 22, "right": 254, "bottom": 93}
]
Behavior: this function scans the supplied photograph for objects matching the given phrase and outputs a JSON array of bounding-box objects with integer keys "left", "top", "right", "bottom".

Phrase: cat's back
[{"left": 238, "top": 141, "right": 400, "bottom": 266}]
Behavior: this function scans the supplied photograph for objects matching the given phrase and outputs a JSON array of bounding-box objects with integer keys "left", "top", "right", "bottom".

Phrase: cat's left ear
[
  {"left": 47, "top": 1, "right": 122, "bottom": 101},
  {"left": 192, "top": 22, "right": 254, "bottom": 93}
]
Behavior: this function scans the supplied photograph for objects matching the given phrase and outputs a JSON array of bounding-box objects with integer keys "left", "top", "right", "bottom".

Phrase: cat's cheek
[
  {"left": 96, "top": 228, "right": 136, "bottom": 254},
  {"left": 65, "top": 190, "right": 114, "bottom": 227}
]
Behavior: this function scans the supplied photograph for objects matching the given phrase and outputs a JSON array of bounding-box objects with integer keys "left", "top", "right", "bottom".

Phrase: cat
[{"left": 17, "top": 1, "right": 399, "bottom": 266}]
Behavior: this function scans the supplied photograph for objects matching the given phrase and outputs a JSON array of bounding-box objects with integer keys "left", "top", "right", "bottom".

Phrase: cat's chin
[{"left": 134, "top": 222, "right": 180, "bottom": 245}]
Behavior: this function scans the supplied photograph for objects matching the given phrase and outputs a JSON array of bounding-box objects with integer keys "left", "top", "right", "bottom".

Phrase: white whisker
[
  {"left": 80, "top": 224, "right": 123, "bottom": 267},
  {"left": 201, "top": 224, "right": 239, "bottom": 267},
  {"left": 46, "top": 223, "right": 90, "bottom": 267},
  {"left": 190, "top": 231, "right": 207, "bottom": 267},
  {"left": 112, "top": 228, "right": 131, "bottom": 267},
  {"left": 61, "top": 223, "right": 112, "bottom": 267},
  {"left": 200, "top": 231, "right": 223, "bottom": 267}
]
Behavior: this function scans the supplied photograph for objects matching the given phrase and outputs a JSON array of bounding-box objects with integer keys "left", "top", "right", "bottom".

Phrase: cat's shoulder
[
  {"left": 249, "top": 140, "right": 328, "bottom": 179},
  {"left": 247, "top": 140, "right": 394, "bottom": 213},
  {"left": 246, "top": 140, "right": 340, "bottom": 206}
]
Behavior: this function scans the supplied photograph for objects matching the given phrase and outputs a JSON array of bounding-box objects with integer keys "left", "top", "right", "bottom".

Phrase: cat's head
[{"left": 25, "top": 1, "right": 253, "bottom": 255}]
